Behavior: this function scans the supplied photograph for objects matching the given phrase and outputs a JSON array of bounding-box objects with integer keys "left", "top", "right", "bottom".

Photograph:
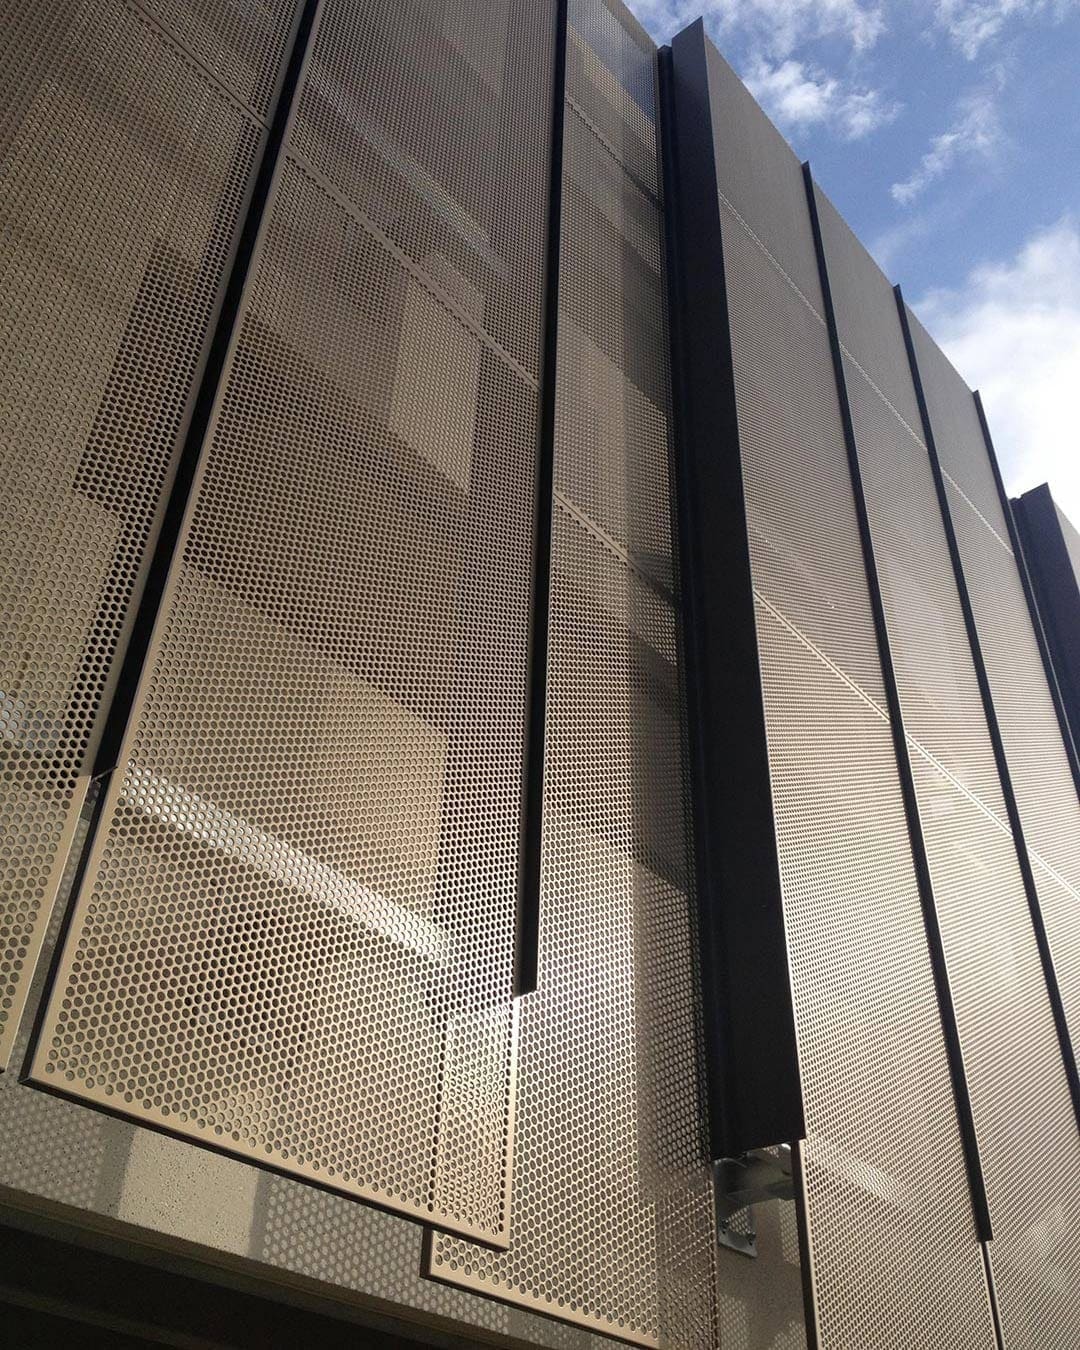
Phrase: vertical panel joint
[{"left": 514, "top": 0, "right": 568, "bottom": 998}]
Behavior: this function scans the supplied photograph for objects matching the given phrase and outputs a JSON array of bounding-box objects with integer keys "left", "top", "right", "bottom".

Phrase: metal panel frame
[
  {"left": 514, "top": 0, "right": 567, "bottom": 999},
  {"left": 658, "top": 19, "right": 805, "bottom": 1161}
]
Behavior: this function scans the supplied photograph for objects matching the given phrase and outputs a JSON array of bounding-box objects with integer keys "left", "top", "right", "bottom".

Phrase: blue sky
[{"left": 631, "top": 0, "right": 1080, "bottom": 521}]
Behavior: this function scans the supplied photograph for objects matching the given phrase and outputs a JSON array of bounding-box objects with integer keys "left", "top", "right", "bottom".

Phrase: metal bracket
[{"left": 714, "top": 1145, "right": 794, "bottom": 1259}]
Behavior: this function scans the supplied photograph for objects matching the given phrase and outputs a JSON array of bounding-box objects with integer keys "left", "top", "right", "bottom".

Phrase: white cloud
[
  {"left": 932, "top": 0, "right": 1080, "bottom": 59},
  {"left": 744, "top": 58, "right": 900, "bottom": 139},
  {"left": 914, "top": 217, "right": 1080, "bottom": 521},
  {"left": 890, "top": 88, "right": 1002, "bottom": 205},
  {"left": 869, "top": 212, "right": 937, "bottom": 273},
  {"left": 632, "top": 0, "right": 886, "bottom": 55}
]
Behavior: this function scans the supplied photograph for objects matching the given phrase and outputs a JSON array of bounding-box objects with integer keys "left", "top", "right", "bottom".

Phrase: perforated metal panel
[
  {"left": 428, "top": 4, "right": 742, "bottom": 1344},
  {"left": 27, "top": 0, "right": 556, "bottom": 1242},
  {"left": 702, "top": 46, "right": 822, "bottom": 314},
  {"left": 700, "top": 46, "right": 995, "bottom": 1350},
  {"left": 905, "top": 308, "right": 1080, "bottom": 1045},
  {"left": 0, "top": 0, "right": 291, "bottom": 1063},
  {"left": 815, "top": 182, "right": 1080, "bottom": 1350}
]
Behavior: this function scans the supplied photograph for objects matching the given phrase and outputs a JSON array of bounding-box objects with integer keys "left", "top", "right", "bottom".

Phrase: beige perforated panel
[
  {"left": 28, "top": 0, "right": 556, "bottom": 1242},
  {"left": 0, "top": 0, "right": 283, "bottom": 1063},
  {"left": 703, "top": 48, "right": 994, "bottom": 1350},
  {"left": 292, "top": 0, "right": 551, "bottom": 380},
  {"left": 431, "top": 509, "right": 717, "bottom": 1348},
  {"left": 703, "top": 45, "right": 823, "bottom": 316},
  {"left": 815, "top": 182, "right": 1080, "bottom": 1350},
  {"left": 906, "top": 306, "right": 1080, "bottom": 1047},
  {"left": 429, "top": 4, "right": 740, "bottom": 1345}
]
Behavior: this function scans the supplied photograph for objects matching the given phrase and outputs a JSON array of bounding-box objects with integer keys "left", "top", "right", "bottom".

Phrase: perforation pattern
[
  {"left": 703, "top": 44, "right": 823, "bottom": 314},
  {"left": 292, "top": 0, "right": 552, "bottom": 380},
  {"left": 0, "top": 0, "right": 271, "bottom": 1062},
  {"left": 705, "top": 61, "right": 993, "bottom": 1347},
  {"left": 818, "top": 185, "right": 1080, "bottom": 1350},
  {"left": 137, "top": 0, "right": 297, "bottom": 116},
  {"left": 29, "top": 0, "right": 555, "bottom": 1242},
  {"left": 756, "top": 605, "right": 993, "bottom": 1350},
  {"left": 430, "top": 3, "right": 730, "bottom": 1343}
]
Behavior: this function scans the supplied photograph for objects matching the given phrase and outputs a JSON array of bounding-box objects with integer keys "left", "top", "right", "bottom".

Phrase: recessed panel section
[
  {"left": 565, "top": 19, "right": 658, "bottom": 197},
  {"left": 430, "top": 504, "right": 718, "bottom": 1349},
  {"left": 0, "top": 0, "right": 272, "bottom": 1061},
  {"left": 429, "top": 5, "right": 752, "bottom": 1343}
]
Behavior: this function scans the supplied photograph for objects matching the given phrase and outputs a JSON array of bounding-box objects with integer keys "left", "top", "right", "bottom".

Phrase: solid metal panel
[
  {"left": 427, "top": 5, "right": 797, "bottom": 1344},
  {"left": 1058, "top": 500, "right": 1080, "bottom": 580},
  {"left": 27, "top": 0, "right": 556, "bottom": 1243},
  {"left": 693, "top": 40, "right": 995, "bottom": 1350},
  {"left": 905, "top": 303, "right": 1080, "bottom": 1059},
  {"left": 814, "top": 184, "right": 1080, "bottom": 1348},
  {"left": 0, "top": 0, "right": 286, "bottom": 1063},
  {"left": 1013, "top": 484, "right": 1080, "bottom": 748},
  {"left": 662, "top": 24, "right": 805, "bottom": 1161}
]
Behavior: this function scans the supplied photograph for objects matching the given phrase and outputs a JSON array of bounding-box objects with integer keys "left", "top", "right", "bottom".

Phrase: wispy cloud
[
  {"left": 914, "top": 217, "right": 1080, "bottom": 519},
  {"left": 890, "top": 87, "right": 1002, "bottom": 204},
  {"left": 633, "top": 0, "right": 886, "bottom": 55},
  {"left": 932, "top": 0, "right": 1080, "bottom": 59},
  {"left": 744, "top": 58, "right": 900, "bottom": 139}
]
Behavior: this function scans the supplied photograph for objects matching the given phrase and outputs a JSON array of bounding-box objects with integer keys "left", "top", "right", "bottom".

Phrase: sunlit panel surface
[
  {"left": 426, "top": 5, "right": 800, "bottom": 1345},
  {"left": 27, "top": 0, "right": 555, "bottom": 1242},
  {"left": 0, "top": 0, "right": 297, "bottom": 1063}
]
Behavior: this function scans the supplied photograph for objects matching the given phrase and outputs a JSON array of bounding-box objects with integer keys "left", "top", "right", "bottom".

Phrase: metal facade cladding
[
  {"left": 1014, "top": 483, "right": 1080, "bottom": 754},
  {"left": 426, "top": 3, "right": 800, "bottom": 1343},
  {"left": 5, "top": 2, "right": 1080, "bottom": 1347}
]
